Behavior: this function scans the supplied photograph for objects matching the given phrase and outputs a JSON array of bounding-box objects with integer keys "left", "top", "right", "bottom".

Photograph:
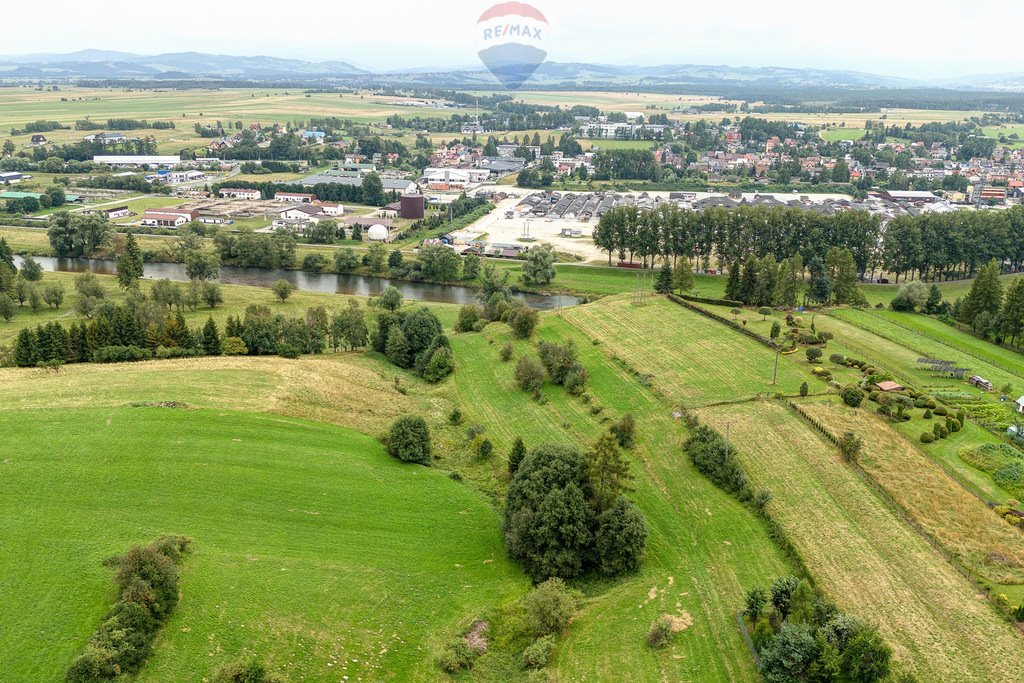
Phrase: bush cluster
[
  {"left": 213, "top": 659, "right": 286, "bottom": 683},
  {"left": 373, "top": 307, "right": 453, "bottom": 383},
  {"left": 684, "top": 425, "right": 748, "bottom": 497},
  {"left": 503, "top": 444, "right": 647, "bottom": 581},
  {"left": 745, "top": 577, "right": 898, "bottom": 683},
  {"left": 386, "top": 415, "right": 432, "bottom": 465},
  {"left": 537, "top": 340, "right": 588, "bottom": 395},
  {"left": 66, "top": 536, "right": 192, "bottom": 683}
]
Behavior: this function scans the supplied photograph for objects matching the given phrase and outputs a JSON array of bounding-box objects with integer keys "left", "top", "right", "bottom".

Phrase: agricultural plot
[
  {"left": 800, "top": 400, "right": 1024, "bottom": 587},
  {"left": 562, "top": 295, "right": 815, "bottom": 407},
  {"left": 449, "top": 318, "right": 791, "bottom": 681},
  {"left": 696, "top": 401, "right": 1024, "bottom": 682},
  {"left": 0, "top": 87, "right": 453, "bottom": 154},
  {"left": 0, "top": 406, "right": 526, "bottom": 682},
  {"left": 826, "top": 308, "right": 1024, "bottom": 427}
]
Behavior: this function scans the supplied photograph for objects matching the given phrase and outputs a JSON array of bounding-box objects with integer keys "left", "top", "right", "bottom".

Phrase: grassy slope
[
  {"left": 449, "top": 316, "right": 790, "bottom": 681},
  {"left": 696, "top": 401, "right": 1024, "bottom": 682},
  {"left": 0, "top": 289, "right": 791, "bottom": 682},
  {"left": 821, "top": 308, "right": 1024, "bottom": 504},
  {"left": 871, "top": 309, "right": 1024, "bottom": 377},
  {"left": 557, "top": 296, "right": 1024, "bottom": 679},
  {"left": 0, "top": 406, "right": 526, "bottom": 682}
]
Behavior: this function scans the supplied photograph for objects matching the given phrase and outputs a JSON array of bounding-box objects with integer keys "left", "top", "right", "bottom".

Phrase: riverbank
[{"left": 12, "top": 256, "right": 581, "bottom": 311}]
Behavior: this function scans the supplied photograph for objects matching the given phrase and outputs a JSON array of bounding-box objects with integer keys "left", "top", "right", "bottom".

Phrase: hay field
[
  {"left": 801, "top": 399, "right": 1024, "bottom": 586},
  {"left": 697, "top": 401, "right": 1024, "bottom": 682}
]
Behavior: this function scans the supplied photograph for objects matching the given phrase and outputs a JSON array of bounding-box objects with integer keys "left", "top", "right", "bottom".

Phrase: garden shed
[{"left": 875, "top": 381, "right": 904, "bottom": 393}]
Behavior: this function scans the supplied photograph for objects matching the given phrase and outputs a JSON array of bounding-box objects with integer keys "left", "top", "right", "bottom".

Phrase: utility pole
[{"left": 772, "top": 343, "right": 781, "bottom": 386}]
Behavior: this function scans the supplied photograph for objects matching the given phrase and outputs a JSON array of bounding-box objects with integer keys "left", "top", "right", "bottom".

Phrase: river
[{"left": 13, "top": 256, "right": 581, "bottom": 311}]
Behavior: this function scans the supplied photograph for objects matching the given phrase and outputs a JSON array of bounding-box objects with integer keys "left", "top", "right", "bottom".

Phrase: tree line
[
  {"left": 593, "top": 204, "right": 883, "bottom": 273},
  {"left": 595, "top": 204, "right": 1024, "bottom": 283},
  {"left": 882, "top": 207, "right": 1024, "bottom": 283}
]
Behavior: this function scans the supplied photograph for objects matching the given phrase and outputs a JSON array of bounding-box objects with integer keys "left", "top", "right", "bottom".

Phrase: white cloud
[{"left": 0, "top": 0, "right": 1017, "bottom": 78}]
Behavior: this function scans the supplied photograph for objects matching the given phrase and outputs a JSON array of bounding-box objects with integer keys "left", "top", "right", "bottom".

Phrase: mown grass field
[
  {"left": 449, "top": 315, "right": 791, "bottom": 681},
  {"left": 562, "top": 295, "right": 815, "bottom": 406},
  {"left": 800, "top": 400, "right": 1024, "bottom": 586},
  {"left": 696, "top": 401, "right": 1024, "bottom": 682},
  {"left": 0, "top": 405, "right": 527, "bottom": 682},
  {"left": 870, "top": 309, "right": 1024, "bottom": 377},
  {"left": 819, "top": 128, "right": 866, "bottom": 142}
]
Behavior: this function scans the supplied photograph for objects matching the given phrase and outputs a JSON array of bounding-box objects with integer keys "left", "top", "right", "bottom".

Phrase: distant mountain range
[
  {"left": 0, "top": 50, "right": 367, "bottom": 79},
  {"left": 1, "top": 50, "right": 1023, "bottom": 92}
]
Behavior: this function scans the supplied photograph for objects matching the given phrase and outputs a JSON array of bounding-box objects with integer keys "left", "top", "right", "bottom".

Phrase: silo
[{"left": 400, "top": 193, "right": 426, "bottom": 220}]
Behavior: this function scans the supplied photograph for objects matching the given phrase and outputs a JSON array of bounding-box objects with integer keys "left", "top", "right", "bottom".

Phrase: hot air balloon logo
[{"left": 477, "top": 2, "right": 549, "bottom": 90}]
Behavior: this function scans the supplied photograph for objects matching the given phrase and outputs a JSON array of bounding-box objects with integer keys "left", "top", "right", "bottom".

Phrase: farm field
[
  {"left": 696, "top": 401, "right": 1024, "bottom": 682},
  {"left": 822, "top": 308, "right": 1021, "bottom": 393},
  {"left": 0, "top": 87, "right": 453, "bottom": 154},
  {"left": 561, "top": 295, "right": 815, "bottom": 406},
  {"left": 450, "top": 315, "right": 791, "bottom": 681},
  {"left": 982, "top": 125, "right": 1024, "bottom": 148},
  {"left": 799, "top": 400, "right": 1024, "bottom": 587},
  {"left": 870, "top": 309, "right": 1024, "bottom": 377},
  {"left": 0, "top": 404, "right": 526, "bottom": 682}
]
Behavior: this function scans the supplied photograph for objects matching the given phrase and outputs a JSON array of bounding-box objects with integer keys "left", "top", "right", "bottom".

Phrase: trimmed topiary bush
[
  {"left": 934, "top": 406, "right": 949, "bottom": 417},
  {"left": 841, "top": 386, "right": 864, "bottom": 408},
  {"left": 921, "top": 432, "right": 936, "bottom": 444}
]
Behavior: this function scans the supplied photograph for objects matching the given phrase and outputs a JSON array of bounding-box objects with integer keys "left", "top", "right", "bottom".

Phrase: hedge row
[
  {"left": 682, "top": 413, "right": 812, "bottom": 582},
  {"left": 677, "top": 294, "right": 745, "bottom": 308},
  {"left": 66, "top": 536, "right": 192, "bottom": 683}
]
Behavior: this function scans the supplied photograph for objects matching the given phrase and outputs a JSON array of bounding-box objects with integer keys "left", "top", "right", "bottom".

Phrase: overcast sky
[{"left": 0, "top": 0, "right": 1015, "bottom": 79}]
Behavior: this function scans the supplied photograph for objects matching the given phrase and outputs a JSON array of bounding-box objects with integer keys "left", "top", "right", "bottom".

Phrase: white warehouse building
[{"left": 93, "top": 155, "right": 181, "bottom": 168}]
